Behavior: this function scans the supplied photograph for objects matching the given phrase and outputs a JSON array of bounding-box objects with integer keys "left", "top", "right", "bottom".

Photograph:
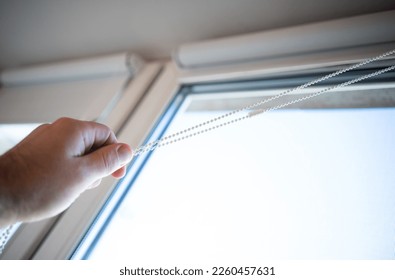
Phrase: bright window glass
[
  {"left": 84, "top": 85, "right": 395, "bottom": 260},
  {"left": 0, "top": 124, "right": 39, "bottom": 155}
]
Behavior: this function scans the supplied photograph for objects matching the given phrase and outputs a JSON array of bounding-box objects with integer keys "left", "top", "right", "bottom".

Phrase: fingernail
[{"left": 117, "top": 145, "right": 133, "bottom": 165}]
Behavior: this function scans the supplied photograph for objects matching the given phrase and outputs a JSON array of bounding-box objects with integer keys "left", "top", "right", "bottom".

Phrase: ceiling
[{"left": 0, "top": 0, "right": 394, "bottom": 70}]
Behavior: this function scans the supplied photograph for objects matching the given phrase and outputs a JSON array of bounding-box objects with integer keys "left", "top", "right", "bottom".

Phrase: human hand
[{"left": 0, "top": 117, "right": 133, "bottom": 227}]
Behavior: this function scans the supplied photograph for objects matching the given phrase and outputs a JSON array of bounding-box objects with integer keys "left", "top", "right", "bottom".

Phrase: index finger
[{"left": 80, "top": 120, "right": 118, "bottom": 154}]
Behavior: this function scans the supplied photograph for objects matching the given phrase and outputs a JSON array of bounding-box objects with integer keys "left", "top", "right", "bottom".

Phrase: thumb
[{"left": 84, "top": 143, "right": 133, "bottom": 179}]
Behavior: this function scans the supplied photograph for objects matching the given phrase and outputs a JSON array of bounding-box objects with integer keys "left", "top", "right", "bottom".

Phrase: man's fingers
[
  {"left": 88, "top": 179, "right": 102, "bottom": 189},
  {"left": 111, "top": 166, "right": 127, "bottom": 179},
  {"left": 84, "top": 143, "right": 133, "bottom": 179}
]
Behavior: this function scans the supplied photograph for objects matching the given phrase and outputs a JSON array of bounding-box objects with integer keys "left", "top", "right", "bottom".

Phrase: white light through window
[
  {"left": 87, "top": 88, "right": 395, "bottom": 260},
  {"left": 0, "top": 124, "right": 39, "bottom": 155}
]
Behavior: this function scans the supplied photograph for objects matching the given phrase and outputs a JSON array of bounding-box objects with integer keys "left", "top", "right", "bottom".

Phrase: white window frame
[
  {"left": 0, "top": 61, "right": 163, "bottom": 259},
  {"left": 2, "top": 10, "right": 395, "bottom": 259}
]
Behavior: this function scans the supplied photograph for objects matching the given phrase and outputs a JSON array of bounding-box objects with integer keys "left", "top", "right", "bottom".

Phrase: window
[
  {"left": 2, "top": 11, "right": 394, "bottom": 260},
  {"left": 73, "top": 68, "right": 395, "bottom": 260}
]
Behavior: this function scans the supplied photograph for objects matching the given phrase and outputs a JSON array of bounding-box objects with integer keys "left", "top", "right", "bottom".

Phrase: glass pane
[
  {"left": 86, "top": 87, "right": 395, "bottom": 260},
  {"left": 0, "top": 124, "right": 39, "bottom": 155}
]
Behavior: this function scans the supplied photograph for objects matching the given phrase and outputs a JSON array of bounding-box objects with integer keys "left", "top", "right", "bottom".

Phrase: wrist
[{"left": 0, "top": 152, "right": 20, "bottom": 227}]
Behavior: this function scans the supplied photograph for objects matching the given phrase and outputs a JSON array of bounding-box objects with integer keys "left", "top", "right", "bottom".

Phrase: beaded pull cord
[
  {"left": 0, "top": 224, "right": 14, "bottom": 256},
  {"left": 132, "top": 49, "right": 395, "bottom": 157}
]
